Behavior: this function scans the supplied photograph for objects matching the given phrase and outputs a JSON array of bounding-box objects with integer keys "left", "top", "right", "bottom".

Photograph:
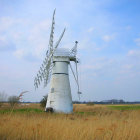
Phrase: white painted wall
[{"left": 46, "top": 57, "right": 73, "bottom": 113}]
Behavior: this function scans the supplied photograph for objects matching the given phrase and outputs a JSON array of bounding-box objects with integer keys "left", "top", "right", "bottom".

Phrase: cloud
[
  {"left": 87, "top": 27, "right": 94, "bottom": 33},
  {"left": 0, "top": 17, "right": 28, "bottom": 31},
  {"left": 119, "top": 64, "right": 133, "bottom": 74},
  {"left": 134, "top": 38, "right": 140, "bottom": 46},
  {"left": 13, "top": 49, "right": 25, "bottom": 58},
  {"left": 0, "top": 36, "right": 16, "bottom": 52},
  {"left": 0, "top": 16, "right": 51, "bottom": 60},
  {"left": 102, "top": 35, "right": 114, "bottom": 42},
  {"left": 128, "top": 50, "right": 140, "bottom": 57},
  {"left": 125, "top": 25, "right": 131, "bottom": 30},
  {"left": 24, "top": 53, "right": 40, "bottom": 62},
  {"left": 122, "top": 64, "right": 133, "bottom": 70},
  {"left": 0, "top": 17, "right": 14, "bottom": 31},
  {"left": 13, "top": 49, "right": 40, "bottom": 62},
  {"left": 81, "top": 57, "right": 116, "bottom": 78},
  {"left": 116, "top": 49, "right": 140, "bottom": 81}
]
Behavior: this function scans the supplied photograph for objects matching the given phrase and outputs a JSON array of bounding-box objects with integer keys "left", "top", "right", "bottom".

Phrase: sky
[{"left": 0, "top": 0, "right": 140, "bottom": 102}]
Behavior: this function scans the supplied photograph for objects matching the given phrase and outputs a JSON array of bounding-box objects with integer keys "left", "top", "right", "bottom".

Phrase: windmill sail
[
  {"left": 34, "top": 9, "right": 56, "bottom": 88},
  {"left": 49, "top": 9, "right": 55, "bottom": 52},
  {"left": 43, "top": 56, "right": 53, "bottom": 86},
  {"left": 34, "top": 27, "right": 66, "bottom": 88},
  {"left": 54, "top": 28, "right": 66, "bottom": 50}
]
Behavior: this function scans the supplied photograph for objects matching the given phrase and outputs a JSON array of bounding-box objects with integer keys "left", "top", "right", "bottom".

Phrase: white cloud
[
  {"left": 128, "top": 50, "right": 140, "bottom": 57},
  {"left": 102, "top": 35, "right": 114, "bottom": 42},
  {"left": 81, "top": 58, "right": 115, "bottom": 77},
  {"left": 13, "top": 49, "right": 25, "bottom": 58},
  {"left": 0, "top": 17, "right": 28, "bottom": 31},
  {"left": 119, "top": 64, "right": 133, "bottom": 74},
  {"left": 0, "top": 17, "right": 14, "bottom": 31},
  {"left": 0, "top": 35, "right": 6, "bottom": 42},
  {"left": 0, "top": 35, "right": 16, "bottom": 52},
  {"left": 87, "top": 27, "right": 94, "bottom": 33},
  {"left": 125, "top": 25, "right": 131, "bottom": 30},
  {"left": 134, "top": 38, "right": 140, "bottom": 46},
  {"left": 0, "top": 17, "right": 51, "bottom": 59},
  {"left": 123, "top": 64, "right": 133, "bottom": 70},
  {"left": 82, "top": 64, "right": 102, "bottom": 70},
  {"left": 76, "top": 38, "right": 99, "bottom": 51}
]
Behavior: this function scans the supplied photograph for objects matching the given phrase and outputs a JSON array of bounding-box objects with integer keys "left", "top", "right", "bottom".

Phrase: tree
[
  {"left": 8, "top": 96, "right": 19, "bottom": 107},
  {"left": 0, "top": 91, "right": 7, "bottom": 107},
  {"left": 86, "top": 101, "right": 94, "bottom": 106},
  {"left": 40, "top": 95, "right": 48, "bottom": 108}
]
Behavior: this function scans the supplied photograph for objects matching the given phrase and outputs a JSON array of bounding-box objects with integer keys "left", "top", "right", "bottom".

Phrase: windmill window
[{"left": 51, "top": 88, "right": 54, "bottom": 93}]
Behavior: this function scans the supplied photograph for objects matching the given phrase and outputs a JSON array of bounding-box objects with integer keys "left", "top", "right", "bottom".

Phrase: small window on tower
[{"left": 51, "top": 88, "right": 54, "bottom": 93}]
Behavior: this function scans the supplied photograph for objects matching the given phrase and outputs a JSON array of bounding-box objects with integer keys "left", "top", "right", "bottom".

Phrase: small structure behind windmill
[{"left": 34, "top": 10, "right": 81, "bottom": 113}]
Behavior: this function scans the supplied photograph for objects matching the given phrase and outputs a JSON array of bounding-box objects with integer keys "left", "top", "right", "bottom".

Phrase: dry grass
[{"left": 0, "top": 104, "right": 140, "bottom": 140}]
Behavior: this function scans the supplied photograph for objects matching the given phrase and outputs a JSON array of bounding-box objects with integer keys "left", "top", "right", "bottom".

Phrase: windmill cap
[{"left": 54, "top": 48, "right": 70, "bottom": 56}]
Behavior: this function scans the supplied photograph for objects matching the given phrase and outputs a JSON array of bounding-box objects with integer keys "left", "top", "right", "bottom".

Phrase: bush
[
  {"left": 8, "top": 96, "right": 19, "bottom": 107},
  {"left": 40, "top": 95, "right": 48, "bottom": 108}
]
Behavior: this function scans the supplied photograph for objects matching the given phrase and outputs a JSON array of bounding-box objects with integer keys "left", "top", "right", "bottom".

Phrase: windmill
[{"left": 34, "top": 10, "right": 81, "bottom": 113}]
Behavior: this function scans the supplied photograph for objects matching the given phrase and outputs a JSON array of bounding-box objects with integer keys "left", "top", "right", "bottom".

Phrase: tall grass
[{"left": 0, "top": 104, "right": 140, "bottom": 140}]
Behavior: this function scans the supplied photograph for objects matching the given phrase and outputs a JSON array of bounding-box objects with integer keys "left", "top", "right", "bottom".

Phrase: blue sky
[{"left": 0, "top": 0, "right": 140, "bottom": 102}]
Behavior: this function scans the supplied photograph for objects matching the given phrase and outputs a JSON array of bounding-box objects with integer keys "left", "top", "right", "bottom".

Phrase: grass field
[
  {"left": 108, "top": 105, "right": 140, "bottom": 110},
  {"left": 0, "top": 104, "right": 140, "bottom": 140}
]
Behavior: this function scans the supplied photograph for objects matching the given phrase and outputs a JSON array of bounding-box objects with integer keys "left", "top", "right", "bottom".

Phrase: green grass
[
  {"left": 108, "top": 105, "right": 140, "bottom": 110},
  {"left": 1, "top": 105, "right": 140, "bottom": 114},
  {"left": 0, "top": 108, "right": 43, "bottom": 114}
]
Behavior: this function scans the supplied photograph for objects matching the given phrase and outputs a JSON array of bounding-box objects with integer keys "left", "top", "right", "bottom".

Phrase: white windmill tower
[{"left": 34, "top": 10, "right": 81, "bottom": 113}]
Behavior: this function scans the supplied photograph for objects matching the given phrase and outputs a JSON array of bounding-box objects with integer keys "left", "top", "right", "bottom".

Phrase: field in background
[{"left": 0, "top": 104, "right": 140, "bottom": 140}]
